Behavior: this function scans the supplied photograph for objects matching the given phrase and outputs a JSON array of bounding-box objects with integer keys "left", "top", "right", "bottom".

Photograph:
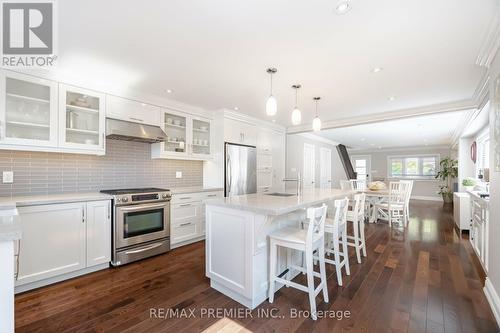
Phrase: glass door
[
  {"left": 1, "top": 72, "right": 58, "bottom": 146},
  {"left": 162, "top": 110, "right": 188, "bottom": 156},
  {"left": 59, "top": 84, "right": 105, "bottom": 152},
  {"left": 191, "top": 118, "right": 211, "bottom": 157}
]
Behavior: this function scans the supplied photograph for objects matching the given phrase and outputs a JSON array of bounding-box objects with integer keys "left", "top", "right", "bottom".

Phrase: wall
[
  {"left": 349, "top": 147, "right": 452, "bottom": 200},
  {"left": 285, "top": 133, "right": 343, "bottom": 189},
  {"left": 0, "top": 139, "right": 203, "bottom": 197},
  {"left": 486, "top": 48, "right": 500, "bottom": 321}
]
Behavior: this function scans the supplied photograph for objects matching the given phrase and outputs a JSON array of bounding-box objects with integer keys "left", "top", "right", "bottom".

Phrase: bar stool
[
  {"left": 346, "top": 193, "right": 367, "bottom": 264},
  {"left": 268, "top": 204, "right": 329, "bottom": 320}
]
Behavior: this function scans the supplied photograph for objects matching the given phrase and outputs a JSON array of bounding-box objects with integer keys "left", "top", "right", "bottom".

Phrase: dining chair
[
  {"left": 340, "top": 180, "right": 353, "bottom": 190},
  {"left": 399, "top": 180, "right": 414, "bottom": 226},
  {"left": 374, "top": 182, "right": 409, "bottom": 227},
  {"left": 350, "top": 179, "right": 366, "bottom": 190},
  {"left": 268, "top": 204, "right": 329, "bottom": 320}
]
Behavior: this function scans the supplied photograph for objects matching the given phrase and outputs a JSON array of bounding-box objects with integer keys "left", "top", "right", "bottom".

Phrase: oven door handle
[
  {"left": 118, "top": 203, "right": 168, "bottom": 212},
  {"left": 124, "top": 242, "right": 164, "bottom": 255}
]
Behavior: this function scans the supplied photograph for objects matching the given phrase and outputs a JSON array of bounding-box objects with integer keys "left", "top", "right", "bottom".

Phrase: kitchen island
[{"left": 204, "top": 188, "right": 353, "bottom": 309}]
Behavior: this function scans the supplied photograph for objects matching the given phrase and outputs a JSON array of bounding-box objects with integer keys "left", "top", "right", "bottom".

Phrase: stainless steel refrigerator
[{"left": 225, "top": 143, "right": 257, "bottom": 197}]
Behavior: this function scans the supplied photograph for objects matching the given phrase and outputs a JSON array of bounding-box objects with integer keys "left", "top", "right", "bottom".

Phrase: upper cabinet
[
  {"left": 59, "top": 84, "right": 106, "bottom": 154},
  {"left": 224, "top": 118, "right": 257, "bottom": 146},
  {"left": 151, "top": 108, "right": 213, "bottom": 160},
  {"left": 0, "top": 71, "right": 58, "bottom": 147},
  {"left": 106, "top": 95, "right": 160, "bottom": 126}
]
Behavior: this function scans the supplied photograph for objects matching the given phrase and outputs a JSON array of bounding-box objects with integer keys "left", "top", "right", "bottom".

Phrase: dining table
[{"left": 358, "top": 188, "right": 390, "bottom": 222}]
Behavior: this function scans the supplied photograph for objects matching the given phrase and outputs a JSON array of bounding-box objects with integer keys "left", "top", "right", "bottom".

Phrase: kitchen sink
[{"left": 266, "top": 192, "right": 296, "bottom": 197}]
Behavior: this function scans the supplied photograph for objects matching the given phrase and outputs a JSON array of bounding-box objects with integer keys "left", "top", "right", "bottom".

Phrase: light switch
[
  {"left": 176, "top": 171, "right": 182, "bottom": 179},
  {"left": 2, "top": 171, "right": 13, "bottom": 183}
]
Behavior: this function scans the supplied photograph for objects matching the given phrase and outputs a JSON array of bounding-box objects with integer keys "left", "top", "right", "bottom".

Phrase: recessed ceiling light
[
  {"left": 335, "top": 1, "right": 351, "bottom": 14},
  {"left": 272, "top": 119, "right": 276, "bottom": 123},
  {"left": 360, "top": 138, "right": 366, "bottom": 142},
  {"left": 234, "top": 107, "right": 239, "bottom": 111},
  {"left": 372, "top": 67, "right": 383, "bottom": 73},
  {"left": 166, "top": 89, "right": 173, "bottom": 94},
  {"left": 388, "top": 96, "right": 396, "bottom": 102}
]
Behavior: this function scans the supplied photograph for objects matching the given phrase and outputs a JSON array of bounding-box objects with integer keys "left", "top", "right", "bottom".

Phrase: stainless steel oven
[{"left": 101, "top": 188, "right": 171, "bottom": 266}]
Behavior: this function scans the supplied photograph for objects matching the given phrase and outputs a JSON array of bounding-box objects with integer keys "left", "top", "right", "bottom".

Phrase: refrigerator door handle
[{"left": 227, "top": 154, "right": 232, "bottom": 194}]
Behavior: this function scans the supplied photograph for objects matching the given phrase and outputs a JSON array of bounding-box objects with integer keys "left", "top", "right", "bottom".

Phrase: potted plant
[
  {"left": 435, "top": 157, "right": 458, "bottom": 204},
  {"left": 462, "top": 177, "right": 476, "bottom": 192}
]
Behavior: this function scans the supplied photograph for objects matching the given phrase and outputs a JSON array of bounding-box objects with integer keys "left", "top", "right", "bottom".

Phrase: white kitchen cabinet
[
  {"left": 170, "top": 190, "right": 223, "bottom": 248},
  {"left": 16, "top": 203, "right": 87, "bottom": 285},
  {"left": 453, "top": 192, "right": 471, "bottom": 232},
  {"left": 106, "top": 95, "right": 161, "bottom": 126},
  {"left": 469, "top": 194, "right": 489, "bottom": 272},
  {"left": 224, "top": 117, "right": 257, "bottom": 146},
  {"left": 0, "top": 71, "right": 58, "bottom": 148},
  {"left": 58, "top": 84, "right": 106, "bottom": 154},
  {"left": 86, "top": 200, "right": 111, "bottom": 267},
  {"left": 256, "top": 128, "right": 286, "bottom": 192},
  {"left": 151, "top": 108, "right": 213, "bottom": 160}
]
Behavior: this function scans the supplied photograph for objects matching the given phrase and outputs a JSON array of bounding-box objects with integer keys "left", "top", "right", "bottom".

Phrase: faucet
[{"left": 283, "top": 172, "right": 302, "bottom": 195}]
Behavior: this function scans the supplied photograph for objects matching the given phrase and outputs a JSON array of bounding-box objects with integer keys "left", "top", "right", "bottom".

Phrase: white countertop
[
  {"left": 467, "top": 190, "right": 490, "bottom": 205},
  {"left": 0, "top": 192, "right": 113, "bottom": 207},
  {"left": 0, "top": 207, "right": 21, "bottom": 241},
  {"left": 170, "top": 186, "right": 223, "bottom": 195},
  {"left": 205, "top": 188, "right": 354, "bottom": 215}
]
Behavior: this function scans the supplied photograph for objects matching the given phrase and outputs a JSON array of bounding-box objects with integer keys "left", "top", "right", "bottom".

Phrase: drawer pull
[
  {"left": 179, "top": 197, "right": 192, "bottom": 200},
  {"left": 207, "top": 194, "right": 217, "bottom": 197},
  {"left": 179, "top": 222, "right": 192, "bottom": 227},
  {"left": 179, "top": 203, "right": 192, "bottom": 207}
]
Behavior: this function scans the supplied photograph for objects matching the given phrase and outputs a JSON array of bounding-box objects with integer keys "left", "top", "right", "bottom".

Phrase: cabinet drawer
[
  {"left": 172, "top": 191, "right": 223, "bottom": 204},
  {"left": 171, "top": 221, "right": 201, "bottom": 244},
  {"left": 171, "top": 202, "right": 203, "bottom": 223},
  {"left": 202, "top": 191, "right": 223, "bottom": 200}
]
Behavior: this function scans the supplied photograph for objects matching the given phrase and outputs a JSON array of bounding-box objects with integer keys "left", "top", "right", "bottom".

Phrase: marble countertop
[
  {"left": 0, "top": 207, "right": 21, "bottom": 241},
  {"left": 0, "top": 192, "right": 113, "bottom": 207},
  {"left": 205, "top": 188, "right": 354, "bottom": 215},
  {"left": 467, "top": 190, "right": 490, "bottom": 205},
  {"left": 170, "top": 186, "right": 224, "bottom": 195}
]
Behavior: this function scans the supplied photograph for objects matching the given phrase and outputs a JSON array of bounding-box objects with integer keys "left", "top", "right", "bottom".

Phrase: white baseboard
[
  {"left": 411, "top": 195, "right": 443, "bottom": 202},
  {"left": 484, "top": 278, "right": 500, "bottom": 326}
]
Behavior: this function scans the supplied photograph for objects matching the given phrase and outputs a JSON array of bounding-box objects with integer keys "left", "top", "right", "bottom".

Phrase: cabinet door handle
[
  {"left": 129, "top": 117, "right": 144, "bottom": 122},
  {"left": 179, "top": 203, "right": 192, "bottom": 207},
  {"left": 107, "top": 203, "right": 111, "bottom": 219},
  {"left": 102, "top": 133, "right": 105, "bottom": 148},
  {"left": 207, "top": 194, "right": 217, "bottom": 197},
  {"left": 82, "top": 207, "right": 85, "bottom": 223},
  {"left": 179, "top": 222, "right": 192, "bottom": 227}
]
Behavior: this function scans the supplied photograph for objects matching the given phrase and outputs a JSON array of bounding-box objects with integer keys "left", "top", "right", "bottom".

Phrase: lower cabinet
[
  {"left": 469, "top": 196, "right": 489, "bottom": 272},
  {"left": 15, "top": 200, "right": 111, "bottom": 290},
  {"left": 170, "top": 190, "right": 223, "bottom": 248}
]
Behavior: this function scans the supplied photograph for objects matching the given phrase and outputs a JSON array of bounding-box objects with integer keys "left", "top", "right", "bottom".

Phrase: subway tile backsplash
[{"left": 0, "top": 140, "right": 203, "bottom": 197}]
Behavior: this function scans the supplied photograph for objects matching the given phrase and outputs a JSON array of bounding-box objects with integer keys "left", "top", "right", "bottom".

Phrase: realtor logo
[{"left": 1, "top": 0, "right": 57, "bottom": 67}]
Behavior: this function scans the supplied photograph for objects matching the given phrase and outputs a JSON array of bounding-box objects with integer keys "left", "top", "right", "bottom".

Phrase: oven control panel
[{"left": 115, "top": 191, "right": 171, "bottom": 205}]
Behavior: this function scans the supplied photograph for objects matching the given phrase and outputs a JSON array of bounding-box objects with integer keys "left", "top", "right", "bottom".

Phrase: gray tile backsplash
[{"left": 0, "top": 140, "right": 203, "bottom": 197}]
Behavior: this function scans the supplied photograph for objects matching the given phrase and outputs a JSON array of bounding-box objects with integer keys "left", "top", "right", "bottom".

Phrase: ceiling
[
  {"left": 41, "top": 0, "right": 498, "bottom": 126},
  {"left": 314, "top": 111, "right": 468, "bottom": 149}
]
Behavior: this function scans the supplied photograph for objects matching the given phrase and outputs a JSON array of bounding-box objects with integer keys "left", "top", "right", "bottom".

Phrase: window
[
  {"left": 476, "top": 131, "right": 490, "bottom": 179},
  {"left": 388, "top": 155, "right": 439, "bottom": 179}
]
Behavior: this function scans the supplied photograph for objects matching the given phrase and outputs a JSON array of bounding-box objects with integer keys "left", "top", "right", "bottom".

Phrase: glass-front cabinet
[
  {"left": 58, "top": 84, "right": 105, "bottom": 154},
  {"left": 0, "top": 71, "right": 58, "bottom": 147},
  {"left": 151, "top": 108, "right": 212, "bottom": 160}
]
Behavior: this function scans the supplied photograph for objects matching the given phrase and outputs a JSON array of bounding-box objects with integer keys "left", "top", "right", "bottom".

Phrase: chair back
[
  {"left": 340, "top": 180, "right": 353, "bottom": 190},
  {"left": 329, "top": 197, "right": 349, "bottom": 234},
  {"left": 352, "top": 193, "right": 366, "bottom": 220},
  {"left": 305, "top": 204, "right": 328, "bottom": 245},
  {"left": 399, "top": 180, "right": 414, "bottom": 206},
  {"left": 388, "top": 182, "right": 408, "bottom": 206},
  {"left": 350, "top": 179, "right": 366, "bottom": 190}
]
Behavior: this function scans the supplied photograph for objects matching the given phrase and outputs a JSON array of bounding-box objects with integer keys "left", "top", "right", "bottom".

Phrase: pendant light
[
  {"left": 312, "top": 97, "right": 322, "bottom": 132},
  {"left": 291, "top": 84, "right": 302, "bottom": 125},
  {"left": 266, "top": 68, "right": 278, "bottom": 116}
]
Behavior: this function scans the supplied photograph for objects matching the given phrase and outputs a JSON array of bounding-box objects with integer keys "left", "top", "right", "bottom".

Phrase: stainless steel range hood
[{"left": 106, "top": 118, "right": 168, "bottom": 143}]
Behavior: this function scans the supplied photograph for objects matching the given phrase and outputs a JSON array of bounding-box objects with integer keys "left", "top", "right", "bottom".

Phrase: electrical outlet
[
  {"left": 2, "top": 171, "right": 13, "bottom": 183},
  {"left": 176, "top": 171, "right": 182, "bottom": 179}
]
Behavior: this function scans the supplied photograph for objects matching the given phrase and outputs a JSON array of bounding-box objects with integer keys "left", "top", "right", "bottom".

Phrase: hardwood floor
[{"left": 15, "top": 201, "right": 499, "bottom": 333}]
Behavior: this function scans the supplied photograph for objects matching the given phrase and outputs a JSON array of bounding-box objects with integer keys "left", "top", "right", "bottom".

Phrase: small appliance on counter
[{"left": 100, "top": 188, "right": 171, "bottom": 266}]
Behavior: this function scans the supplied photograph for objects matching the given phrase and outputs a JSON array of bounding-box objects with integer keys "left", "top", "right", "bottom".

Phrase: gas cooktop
[{"left": 100, "top": 188, "right": 169, "bottom": 195}]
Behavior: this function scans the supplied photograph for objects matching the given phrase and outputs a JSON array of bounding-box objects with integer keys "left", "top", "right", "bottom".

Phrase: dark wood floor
[{"left": 15, "top": 201, "right": 499, "bottom": 333}]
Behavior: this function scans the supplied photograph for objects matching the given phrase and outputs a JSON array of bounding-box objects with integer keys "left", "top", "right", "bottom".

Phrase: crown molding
[
  {"left": 472, "top": 71, "right": 490, "bottom": 108},
  {"left": 286, "top": 99, "right": 476, "bottom": 134},
  {"left": 222, "top": 109, "right": 286, "bottom": 133},
  {"left": 348, "top": 144, "right": 452, "bottom": 154},
  {"left": 476, "top": 7, "right": 500, "bottom": 68},
  {"left": 298, "top": 133, "right": 339, "bottom": 146}
]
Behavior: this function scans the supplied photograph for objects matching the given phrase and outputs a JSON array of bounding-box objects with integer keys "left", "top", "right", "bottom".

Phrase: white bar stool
[
  {"left": 346, "top": 193, "right": 367, "bottom": 264},
  {"left": 268, "top": 204, "right": 329, "bottom": 320}
]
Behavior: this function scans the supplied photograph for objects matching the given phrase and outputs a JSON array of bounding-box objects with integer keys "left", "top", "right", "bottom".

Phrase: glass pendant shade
[
  {"left": 312, "top": 116, "right": 322, "bottom": 132},
  {"left": 266, "top": 95, "right": 277, "bottom": 116},
  {"left": 291, "top": 107, "right": 302, "bottom": 125}
]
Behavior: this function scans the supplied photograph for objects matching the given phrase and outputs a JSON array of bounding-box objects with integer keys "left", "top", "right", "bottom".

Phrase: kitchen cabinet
[
  {"left": 151, "top": 108, "right": 213, "bottom": 160},
  {"left": 170, "top": 190, "right": 223, "bottom": 248},
  {"left": 106, "top": 95, "right": 161, "bottom": 126},
  {"left": 224, "top": 117, "right": 257, "bottom": 146},
  {"left": 469, "top": 194, "right": 489, "bottom": 272},
  {"left": 86, "top": 200, "right": 112, "bottom": 267},
  {"left": 15, "top": 199, "right": 111, "bottom": 291},
  {"left": 58, "top": 84, "right": 106, "bottom": 154},
  {"left": 256, "top": 128, "right": 286, "bottom": 192},
  {"left": 0, "top": 71, "right": 58, "bottom": 148},
  {"left": 16, "top": 203, "right": 87, "bottom": 285},
  {"left": 453, "top": 192, "right": 470, "bottom": 232}
]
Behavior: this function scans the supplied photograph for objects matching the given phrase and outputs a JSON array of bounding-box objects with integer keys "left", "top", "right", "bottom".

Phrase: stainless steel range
[{"left": 100, "top": 188, "right": 171, "bottom": 266}]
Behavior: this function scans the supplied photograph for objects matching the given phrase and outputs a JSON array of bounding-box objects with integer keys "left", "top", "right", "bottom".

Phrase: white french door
[
  {"left": 303, "top": 143, "right": 316, "bottom": 189},
  {"left": 351, "top": 155, "right": 371, "bottom": 183},
  {"left": 319, "top": 147, "right": 332, "bottom": 188}
]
